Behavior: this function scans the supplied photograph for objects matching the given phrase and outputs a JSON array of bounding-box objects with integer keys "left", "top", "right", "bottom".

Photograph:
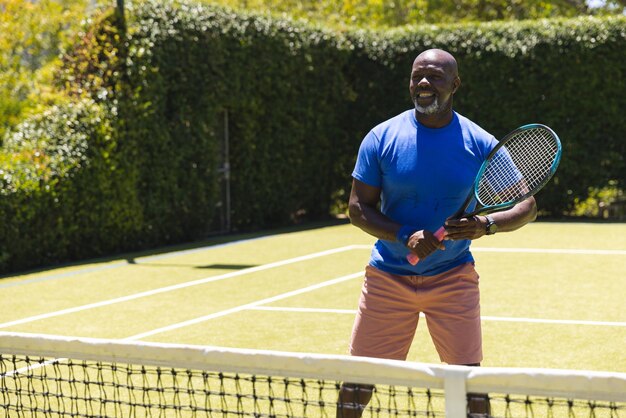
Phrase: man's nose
[{"left": 417, "top": 77, "right": 430, "bottom": 87}]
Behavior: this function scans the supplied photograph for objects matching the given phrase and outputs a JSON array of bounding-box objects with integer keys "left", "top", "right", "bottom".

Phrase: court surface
[{"left": 1, "top": 221, "right": 624, "bottom": 373}]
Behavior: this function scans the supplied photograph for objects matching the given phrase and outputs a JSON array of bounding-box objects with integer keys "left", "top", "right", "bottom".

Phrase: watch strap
[{"left": 485, "top": 215, "right": 497, "bottom": 235}]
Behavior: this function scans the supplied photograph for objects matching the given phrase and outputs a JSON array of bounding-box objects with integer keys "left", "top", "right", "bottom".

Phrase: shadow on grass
[
  {"left": 1, "top": 218, "right": 350, "bottom": 282},
  {"left": 125, "top": 259, "right": 258, "bottom": 270}
]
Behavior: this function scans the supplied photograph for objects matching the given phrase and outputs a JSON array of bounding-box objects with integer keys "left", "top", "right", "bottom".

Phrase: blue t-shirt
[{"left": 352, "top": 110, "right": 498, "bottom": 276}]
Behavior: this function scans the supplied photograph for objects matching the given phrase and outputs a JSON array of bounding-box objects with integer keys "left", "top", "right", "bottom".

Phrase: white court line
[
  {"left": 4, "top": 243, "right": 622, "bottom": 338},
  {"left": 472, "top": 247, "right": 626, "bottom": 255},
  {"left": 3, "top": 358, "right": 61, "bottom": 378},
  {"left": 480, "top": 315, "right": 626, "bottom": 327},
  {"left": 5, "top": 240, "right": 621, "bottom": 377},
  {"left": 351, "top": 244, "right": 626, "bottom": 255},
  {"left": 4, "top": 244, "right": 620, "bottom": 327},
  {"left": 248, "top": 306, "right": 626, "bottom": 327},
  {"left": 0, "top": 246, "right": 362, "bottom": 330},
  {"left": 6, "top": 239, "right": 620, "bottom": 289},
  {"left": 251, "top": 306, "right": 358, "bottom": 315},
  {"left": 125, "top": 272, "right": 364, "bottom": 340},
  {"left": 2, "top": 273, "right": 364, "bottom": 377}
]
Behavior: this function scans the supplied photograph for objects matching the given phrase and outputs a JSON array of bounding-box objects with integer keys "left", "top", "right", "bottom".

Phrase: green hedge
[
  {"left": 343, "top": 17, "right": 626, "bottom": 215},
  {"left": 1, "top": 0, "right": 624, "bottom": 273},
  {"left": 0, "top": 98, "right": 143, "bottom": 269},
  {"left": 125, "top": 3, "right": 353, "bottom": 231}
]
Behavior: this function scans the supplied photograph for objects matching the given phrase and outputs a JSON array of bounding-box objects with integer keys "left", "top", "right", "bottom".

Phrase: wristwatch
[{"left": 484, "top": 215, "right": 497, "bottom": 235}]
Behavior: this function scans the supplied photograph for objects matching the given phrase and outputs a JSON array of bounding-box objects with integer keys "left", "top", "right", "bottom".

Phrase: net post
[{"left": 443, "top": 367, "right": 469, "bottom": 418}]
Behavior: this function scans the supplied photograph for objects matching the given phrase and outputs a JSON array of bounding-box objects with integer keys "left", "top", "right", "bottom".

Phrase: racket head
[{"left": 470, "top": 124, "right": 562, "bottom": 215}]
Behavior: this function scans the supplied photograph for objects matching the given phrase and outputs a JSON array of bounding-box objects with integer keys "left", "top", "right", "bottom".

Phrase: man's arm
[
  {"left": 348, "top": 179, "right": 444, "bottom": 258},
  {"left": 443, "top": 196, "right": 537, "bottom": 241},
  {"left": 348, "top": 179, "right": 398, "bottom": 241}
]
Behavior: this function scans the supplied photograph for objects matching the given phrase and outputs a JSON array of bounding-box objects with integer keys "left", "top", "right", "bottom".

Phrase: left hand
[{"left": 443, "top": 216, "right": 486, "bottom": 241}]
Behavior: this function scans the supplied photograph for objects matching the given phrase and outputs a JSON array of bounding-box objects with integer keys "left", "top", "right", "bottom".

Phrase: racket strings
[{"left": 478, "top": 128, "right": 559, "bottom": 206}]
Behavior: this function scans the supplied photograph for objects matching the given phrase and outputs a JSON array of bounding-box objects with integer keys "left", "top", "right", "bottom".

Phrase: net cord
[{"left": 1, "top": 331, "right": 625, "bottom": 411}]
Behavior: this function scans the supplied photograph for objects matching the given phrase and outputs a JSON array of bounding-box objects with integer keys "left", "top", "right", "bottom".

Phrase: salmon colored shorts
[{"left": 349, "top": 263, "right": 482, "bottom": 365}]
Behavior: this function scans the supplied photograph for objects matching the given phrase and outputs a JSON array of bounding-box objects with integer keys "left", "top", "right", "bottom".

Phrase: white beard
[{"left": 414, "top": 97, "right": 441, "bottom": 115}]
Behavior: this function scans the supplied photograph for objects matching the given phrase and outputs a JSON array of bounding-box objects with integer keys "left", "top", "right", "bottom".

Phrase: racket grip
[
  {"left": 406, "top": 253, "right": 420, "bottom": 265},
  {"left": 406, "top": 226, "right": 446, "bottom": 265}
]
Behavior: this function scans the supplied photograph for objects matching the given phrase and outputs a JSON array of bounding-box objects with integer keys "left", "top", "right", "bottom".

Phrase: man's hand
[
  {"left": 443, "top": 216, "right": 486, "bottom": 241},
  {"left": 406, "top": 230, "right": 446, "bottom": 260}
]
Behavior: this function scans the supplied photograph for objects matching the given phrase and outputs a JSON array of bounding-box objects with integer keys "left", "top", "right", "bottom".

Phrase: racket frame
[
  {"left": 407, "top": 123, "right": 562, "bottom": 265},
  {"left": 450, "top": 123, "right": 562, "bottom": 220}
]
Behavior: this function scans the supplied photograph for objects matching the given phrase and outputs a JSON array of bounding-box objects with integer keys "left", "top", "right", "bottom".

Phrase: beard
[{"left": 414, "top": 96, "right": 442, "bottom": 115}]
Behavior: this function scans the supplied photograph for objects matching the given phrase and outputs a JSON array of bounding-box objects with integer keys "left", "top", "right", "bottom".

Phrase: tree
[
  {"left": 208, "top": 0, "right": 624, "bottom": 28},
  {"left": 590, "top": 0, "right": 626, "bottom": 13},
  {"left": 0, "top": 0, "right": 95, "bottom": 139}
]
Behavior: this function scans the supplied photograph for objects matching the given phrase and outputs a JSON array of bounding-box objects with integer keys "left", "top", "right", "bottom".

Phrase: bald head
[
  {"left": 409, "top": 49, "right": 461, "bottom": 127},
  {"left": 413, "top": 49, "right": 459, "bottom": 77}
]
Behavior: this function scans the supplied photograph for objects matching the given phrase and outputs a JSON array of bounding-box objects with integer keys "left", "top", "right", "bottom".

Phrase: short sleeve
[{"left": 352, "top": 131, "right": 382, "bottom": 188}]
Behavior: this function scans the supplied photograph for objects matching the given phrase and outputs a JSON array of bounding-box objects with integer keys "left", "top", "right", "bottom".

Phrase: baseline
[
  {"left": 350, "top": 245, "right": 626, "bottom": 255},
  {"left": 247, "top": 307, "right": 626, "bottom": 327}
]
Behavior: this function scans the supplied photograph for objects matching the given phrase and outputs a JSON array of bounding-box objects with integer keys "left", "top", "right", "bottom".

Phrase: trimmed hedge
[
  {"left": 343, "top": 17, "right": 626, "bottom": 215},
  {"left": 0, "top": 99, "right": 143, "bottom": 269},
  {"left": 122, "top": 3, "right": 353, "bottom": 233},
  {"left": 1, "top": 0, "right": 624, "bottom": 273}
]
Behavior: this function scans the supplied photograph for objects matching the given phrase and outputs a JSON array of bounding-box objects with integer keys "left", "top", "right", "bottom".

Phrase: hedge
[
  {"left": 343, "top": 17, "right": 626, "bottom": 215},
  {"left": 0, "top": 0, "right": 624, "bottom": 273},
  {"left": 0, "top": 98, "right": 143, "bottom": 270}
]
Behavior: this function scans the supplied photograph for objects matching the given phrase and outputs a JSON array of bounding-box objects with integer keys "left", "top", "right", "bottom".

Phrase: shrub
[{"left": 2, "top": 1, "right": 624, "bottom": 273}]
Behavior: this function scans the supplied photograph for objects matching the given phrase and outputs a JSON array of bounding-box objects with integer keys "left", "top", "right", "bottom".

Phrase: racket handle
[{"left": 406, "top": 226, "right": 446, "bottom": 265}]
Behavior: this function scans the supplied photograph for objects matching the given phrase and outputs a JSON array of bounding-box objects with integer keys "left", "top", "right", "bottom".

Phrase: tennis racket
[{"left": 407, "top": 123, "right": 562, "bottom": 265}]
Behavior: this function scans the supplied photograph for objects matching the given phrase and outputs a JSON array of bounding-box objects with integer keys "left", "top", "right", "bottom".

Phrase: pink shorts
[{"left": 349, "top": 263, "right": 482, "bottom": 365}]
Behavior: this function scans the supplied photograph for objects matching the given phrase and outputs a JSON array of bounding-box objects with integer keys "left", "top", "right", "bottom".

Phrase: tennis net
[{"left": 0, "top": 332, "right": 624, "bottom": 417}]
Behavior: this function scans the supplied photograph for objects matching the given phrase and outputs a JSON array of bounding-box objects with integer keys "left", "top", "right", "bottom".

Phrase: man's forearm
[
  {"left": 348, "top": 202, "right": 401, "bottom": 242},
  {"left": 485, "top": 197, "right": 537, "bottom": 232}
]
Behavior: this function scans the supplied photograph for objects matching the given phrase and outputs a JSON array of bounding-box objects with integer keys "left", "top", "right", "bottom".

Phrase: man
[{"left": 336, "top": 49, "right": 536, "bottom": 417}]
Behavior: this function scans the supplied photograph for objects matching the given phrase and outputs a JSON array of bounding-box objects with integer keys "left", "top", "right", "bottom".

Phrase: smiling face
[{"left": 409, "top": 50, "right": 461, "bottom": 126}]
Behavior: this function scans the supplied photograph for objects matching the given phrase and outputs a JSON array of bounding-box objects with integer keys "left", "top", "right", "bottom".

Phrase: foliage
[
  {"left": 571, "top": 181, "right": 625, "bottom": 218},
  {"left": 0, "top": 0, "right": 622, "bottom": 137},
  {"left": 0, "top": 0, "right": 102, "bottom": 139},
  {"left": 341, "top": 16, "right": 626, "bottom": 215},
  {"left": 69, "top": 1, "right": 626, "bottom": 228},
  {"left": 61, "top": 3, "right": 226, "bottom": 248},
  {"left": 113, "top": 1, "right": 352, "bottom": 235},
  {"left": 202, "top": 0, "right": 623, "bottom": 28},
  {"left": 0, "top": 98, "right": 144, "bottom": 270},
  {"left": 1, "top": 0, "right": 624, "bottom": 273}
]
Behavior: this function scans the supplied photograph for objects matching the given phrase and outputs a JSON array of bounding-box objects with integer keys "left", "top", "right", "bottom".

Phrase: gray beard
[{"left": 414, "top": 97, "right": 441, "bottom": 115}]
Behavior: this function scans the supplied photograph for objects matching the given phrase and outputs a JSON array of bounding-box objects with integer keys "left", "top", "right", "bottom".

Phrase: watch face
[{"left": 486, "top": 216, "right": 497, "bottom": 235}]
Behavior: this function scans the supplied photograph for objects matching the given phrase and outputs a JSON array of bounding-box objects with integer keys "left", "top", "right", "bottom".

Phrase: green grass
[
  {"left": 0, "top": 221, "right": 625, "bottom": 417},
  {"left": 1, "top": 221, "right": 624, "bottom": 372}
]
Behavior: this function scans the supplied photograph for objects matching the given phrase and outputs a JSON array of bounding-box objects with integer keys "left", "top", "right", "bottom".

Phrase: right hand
[{"left": 406, "top": 230, "right": 446, "bottom": 260}]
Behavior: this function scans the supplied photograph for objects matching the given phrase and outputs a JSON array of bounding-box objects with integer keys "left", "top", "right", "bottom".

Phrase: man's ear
[{"left": 452, "top": 76, "right": 461, "bottom": 94}]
